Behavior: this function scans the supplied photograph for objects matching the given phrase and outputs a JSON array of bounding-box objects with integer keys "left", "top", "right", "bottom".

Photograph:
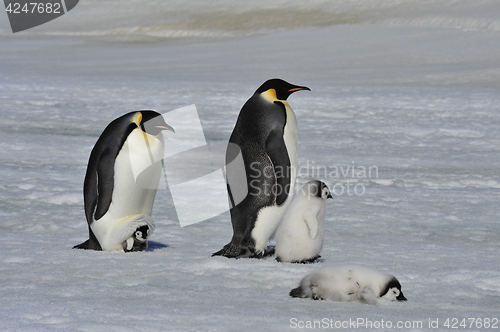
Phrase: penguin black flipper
[
  {"left": 290, "top": 286, "right": 306, "bottom": 298},
  {"left": 265, "top": 101, "right": 290, "bottom": 206},
  {"left": 93, "top": 150, "right": 119, "bottom": 220},
  {"left": 85, "top": 114, "right": 136, "bottom": 221}
]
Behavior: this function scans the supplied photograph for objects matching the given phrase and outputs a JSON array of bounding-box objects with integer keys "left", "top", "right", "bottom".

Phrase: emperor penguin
[
  {"left": 73, "top": 110, "right": 174, "bottom": 252},
  {"left": 212, "top": 78, "right": 310, "bottom": 258},
  {"left": 275, "top": 180, "right": 332, "bottom": 263},
  {"left": 290, "top": 265, "right": 407, "bottom": 306}
]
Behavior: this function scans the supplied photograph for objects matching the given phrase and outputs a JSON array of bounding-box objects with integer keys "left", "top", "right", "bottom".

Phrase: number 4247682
[
  {"left": 5, "top": 2, "right": 62, "bottom": 14},
  {"left": 444, "top": 318, "right": 498, "bottom": 329}
]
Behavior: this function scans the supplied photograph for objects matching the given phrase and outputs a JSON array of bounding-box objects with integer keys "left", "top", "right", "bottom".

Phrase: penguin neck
[
  {"left": 139, "top": 129, "right": 160, "bottom": 140},
  {"left": 260, "top": 89, "right": 291, "bottom": 108}
]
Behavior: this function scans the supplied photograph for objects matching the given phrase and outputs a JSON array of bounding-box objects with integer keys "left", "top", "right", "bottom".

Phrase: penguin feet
[
  {"left": 72, "top": 228, "right": 102, "bottom": 251},
  {"left": 300, "top": 255, "right": 321, "bottom": 264},
  {"left": 73, "top": 239, "right": 92, "bottom": 250},
  {"left": 212, "top": 243, "right": 275, "bottom": 259},
  {"left": 212, "top": 244, "right": 252, "bottom": 258},
  {"left": 249, "top": 247, "right": 275, "bottom": 259},
  {"left": 123, "top": 238, "right": 148, "bottom": 252}
]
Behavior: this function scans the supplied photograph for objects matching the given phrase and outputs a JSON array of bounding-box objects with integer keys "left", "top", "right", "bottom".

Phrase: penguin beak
[
  {"left": 327, "top": 193, "right": 333, "bottom": 199},
  {"left": 397, "top": 292, "right": 407, "bottom": 301},
  {"left": 288, "top": 86, "right": 311, "bottom": 93},
  {"left": 155, "top": 124, "right": 175, "bottom": 133},
  {"left": 140, "top": 117, "right": 175, "bottom": 136}
]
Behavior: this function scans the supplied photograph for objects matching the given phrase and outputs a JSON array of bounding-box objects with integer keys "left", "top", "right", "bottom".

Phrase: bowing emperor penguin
[
  {"left": 212, "top": 78, "right": 310, "bottom": 258},
  {"left": 290, "top": 265, "right": 407, "bottom": 306},
  {"left": 74, "top": 110, "right": 174, "bottom": 252},
  {"left": 275, "top": 180, "right": 332, "bottom": 263}
]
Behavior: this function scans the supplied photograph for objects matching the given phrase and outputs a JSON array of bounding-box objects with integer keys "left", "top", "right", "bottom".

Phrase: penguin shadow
[
  {"left": 276, "top": 256, "right": 325, "bottom": 264},
  {"left": 307, "top": 257, "right": 325, "bottom": 264},
  {"left": 145, "top": 241, "right": 168, "bottom": 251},
  {"left": 268, "top": 245, "right": 324, "bottom": 264}
]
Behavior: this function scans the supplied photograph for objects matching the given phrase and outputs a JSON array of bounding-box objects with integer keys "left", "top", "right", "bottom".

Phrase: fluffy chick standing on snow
[{"left": 275, "top": 180, "right": 332, "bottom": 263}]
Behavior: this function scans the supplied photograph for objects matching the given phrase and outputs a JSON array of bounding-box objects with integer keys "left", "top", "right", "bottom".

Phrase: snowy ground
[{"left": 1, "top": 1, "right": 500, "bottom": 331}]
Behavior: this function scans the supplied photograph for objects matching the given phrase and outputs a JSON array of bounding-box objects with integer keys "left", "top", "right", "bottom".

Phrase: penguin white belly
[
  {"left": 251, "top": 102, "right": 298, "bottom": 253},
  {"left": 91, "top": 129, "right": 164, "bottom": 251},
  {"left": 282, "top": 101, "right": 298, "bottom": 190}
]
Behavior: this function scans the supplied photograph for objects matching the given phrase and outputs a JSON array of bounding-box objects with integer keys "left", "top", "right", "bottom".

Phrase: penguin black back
[
  {"left": 214, "top": 79, "right": 310, "bottom": 258},
  {"left": 75, "top": 110, "right": 172, "bottom": 250},
  {"left": 84, "top": 112, "right": 138, "bottom": 224},
  {"left": 228, "top": 79, "right": 310, "bottom": 208},
  {"left": 224, "top": 92, "right": 288, "bottom": 254},
  {"left": 75, "top": 112, "right": 139, "bottom": 250}
]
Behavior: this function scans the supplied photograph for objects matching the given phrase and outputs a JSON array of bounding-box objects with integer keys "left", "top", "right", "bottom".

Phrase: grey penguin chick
[
  {"left": 290, "top": 265, "right": 407, "bottom": 305},
  {"left": 123, "top": 225, "right": 150, "bottom": 252},
  {"left": 275, "top": 180, "right": 332, "bottom": 263}
]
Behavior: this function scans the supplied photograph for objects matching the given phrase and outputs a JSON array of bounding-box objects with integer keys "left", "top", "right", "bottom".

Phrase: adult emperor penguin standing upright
[
  {"left": 74, "top": 110, "right": 174, "bottom": 252},
  {"left": 213, "top": 78, "right": 310, "bottom": 258}
]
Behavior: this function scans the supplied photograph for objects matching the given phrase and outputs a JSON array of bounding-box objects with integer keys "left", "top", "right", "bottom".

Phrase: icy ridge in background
[{"left": 2, "top": 0, "right": 500, "bottom": 40}]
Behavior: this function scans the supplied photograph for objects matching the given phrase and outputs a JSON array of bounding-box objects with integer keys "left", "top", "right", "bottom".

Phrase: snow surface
[{"left": 1, "top": 1, "right": 500, "bottom": 331}]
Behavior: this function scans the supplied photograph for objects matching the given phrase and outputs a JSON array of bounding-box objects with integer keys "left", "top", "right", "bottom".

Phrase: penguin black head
[
  {"left": 301, "top": 180, "right": 332, "bottom": 200},
  {"left": 320, "top": 181, "right": 333, "bottom": 200},
  {"left": 134, "top": 225, "right": 149, "bottom": 243},
  {"left": 138, "top": 110, "right": 175, "bottom": 136},
  {"left": 255, "top": 78, "right": 310, "bottom": 101},
  {"left": 380, "top": 277, "right": 407, "bottom": 302}
]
